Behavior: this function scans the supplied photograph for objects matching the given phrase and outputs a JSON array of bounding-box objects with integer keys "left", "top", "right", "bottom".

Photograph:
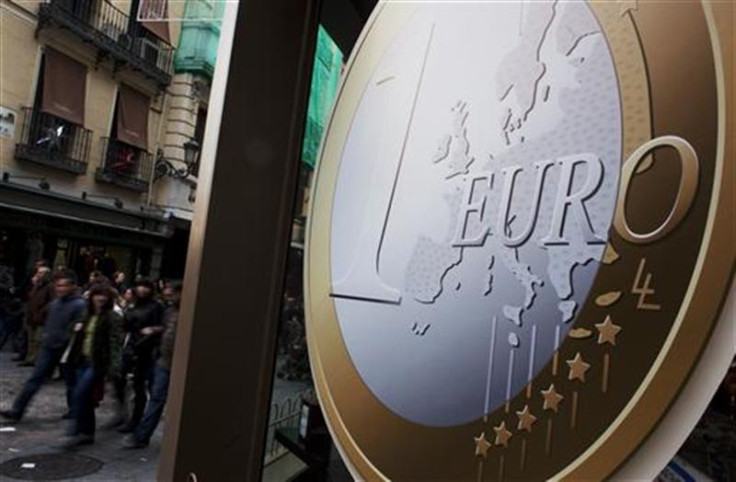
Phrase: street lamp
[
  {"left": 154, "top": 139, "right": 201, "bottom": 181},
  {"left": 183, "top": 139, "right": 201, "bottom": 172}
]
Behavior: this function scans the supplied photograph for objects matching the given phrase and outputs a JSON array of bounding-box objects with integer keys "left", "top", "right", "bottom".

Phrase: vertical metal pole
[{"left": 158, "top": 0, "right": 321, "bottom": 480}]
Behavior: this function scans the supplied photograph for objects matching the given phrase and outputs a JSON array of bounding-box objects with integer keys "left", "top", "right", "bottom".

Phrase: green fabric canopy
[{"left": 302, "top": 26, "right": 343, "bottom": 168}]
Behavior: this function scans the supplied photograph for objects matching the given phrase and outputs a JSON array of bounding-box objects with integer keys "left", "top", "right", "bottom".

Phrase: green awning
[{"left": 302, "top": 26, "right": 343, "bottom": 168}]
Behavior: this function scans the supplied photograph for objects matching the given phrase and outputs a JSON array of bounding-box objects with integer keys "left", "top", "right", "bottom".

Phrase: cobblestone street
[
  {"left": 0, "top": 349, "right": 164, "bottom": 481},
  {"left": 0, "top": 348, "right": 311, "bottom": 481}
]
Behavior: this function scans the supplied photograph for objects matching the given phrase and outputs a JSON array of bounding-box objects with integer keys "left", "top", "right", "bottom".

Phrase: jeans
[
  {"left": 129, "top": 352, "right": 155, "bottom": 428},
  {"left": 12, "top": 345, "right": 76, "bottom": 417},
  {"left": 69, "top": 363, "right": 102, "bottom": 437},
  {"left": 133, "top": 364, "right": 170, "bottom": 443}
]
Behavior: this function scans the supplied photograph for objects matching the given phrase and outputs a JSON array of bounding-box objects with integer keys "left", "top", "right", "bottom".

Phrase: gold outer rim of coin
[{"left": 304, "top": 1, "right": 734, "bottom": 480}]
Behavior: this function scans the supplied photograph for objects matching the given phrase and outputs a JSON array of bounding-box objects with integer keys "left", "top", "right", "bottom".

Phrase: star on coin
[
  {"left": 493, "top": 421, "right": 512, "bottom": 447},
  {"left": 566, "top": 352, "right": 591, "bottom": 382},
  {"left": 474, "top": 431, "right": 492, "bottom": 458},
  {"left": 541, "top": 384, "right": 564, "bottom": 412},
  {"left": 516, "top": 405, "right": 537, "bottom": 432},
  {"left": 595, "top": 315, "right": 622, "bottom": 345}
]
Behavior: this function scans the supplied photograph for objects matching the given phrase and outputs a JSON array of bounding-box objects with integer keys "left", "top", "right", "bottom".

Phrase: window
[
  {"left": 22, "top": 48, "right": 89, "bottom": 163},
  {"left": 116, "top": 85, "right": 150, "bottom": 150},
  {"left": 103, "top": 85, "right": 150, "bottom": 178},
  {"left": 135, "top": 0, "right": 170, "bottom": 43},
  {"left": 40, "top": 48, "right": 87, "bottom": 126}
]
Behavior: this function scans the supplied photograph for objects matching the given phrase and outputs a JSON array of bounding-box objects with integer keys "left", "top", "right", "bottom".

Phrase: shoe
[
  {"left": 61, "top": 412, "right": 74, "bottom": 420},
  {"left": 0, "top": 410, "right": 21, "bottom": 422},
  {"left": 10, "top": 355, "right": 24, "bottom": 362},
  {"left": 16, "top": 362, "right": 33, "bottom": 367},
  {"left": 59, "top": 434, "right": 94, "bottom": 449},
  {"left": 122, "top": 434, "right": 148, "bottom": 449}
]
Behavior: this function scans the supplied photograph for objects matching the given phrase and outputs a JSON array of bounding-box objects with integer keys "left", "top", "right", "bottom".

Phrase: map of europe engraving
[{"left": 330, "top": 0, "right": 621, "bottom": 426}]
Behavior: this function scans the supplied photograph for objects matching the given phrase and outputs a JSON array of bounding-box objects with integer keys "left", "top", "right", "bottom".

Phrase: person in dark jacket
[
  {"left": 20, "top": 266, "right": 55, "bottom": 366},
  {"left": 112, "top": 271, "right": 128, "bottom": 295},
  {"left": 0, "top": 265, "right": 25, "bottom": 358},
  {"left": 123, "top": 281, "right": 180, "bottom": 448},
  {"left": 1, "top": 270, "right": 86, "bottom": 422},
  {"left": 0, "top": 264, "right": 21, "bottom": 351},
  {"left": 118, "top": 278, "right": 164, "bottom": 433},
  {"left": 61, "top": 284, "right": 119, "bottom": 447},
  {"left": 103, "top": 288, "right": 127, "bottom": 429},
  {"left": 0, "top": 297, "right": 24, "bottom": 352},
  {"left": 105, "top": 285, "right": 134, "bottom": 429}
]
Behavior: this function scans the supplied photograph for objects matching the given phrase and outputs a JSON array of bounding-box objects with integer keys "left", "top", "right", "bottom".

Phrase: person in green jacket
[{"left": 62, "top": 284, "right": 120, "bottom": 447}]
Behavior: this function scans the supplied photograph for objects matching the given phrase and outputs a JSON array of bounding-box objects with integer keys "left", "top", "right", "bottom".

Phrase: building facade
[
  {"left": 0, "top": 0, "right": 201, "bottom": 284},
  {"left": 154, "top": 0, "right": 223, "bottom": 279},
  {"left": 1, "top": 0, "right": 343, "bottom": 285}
]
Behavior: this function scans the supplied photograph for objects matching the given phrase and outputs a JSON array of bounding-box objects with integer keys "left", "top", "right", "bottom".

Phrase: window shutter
[
  {"left": 117, "top": 85, "right": 150, "bottom": 150},
  {"left": 42, "top": 48, "right": 87, "bottom": 125}
]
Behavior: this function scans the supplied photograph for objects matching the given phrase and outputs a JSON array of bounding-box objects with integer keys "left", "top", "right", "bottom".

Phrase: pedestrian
[
  {"left": 83, "top": 272, "right": 111, "bottom": 299},
  {"left": 11, "top": 261, "right": 47, "bottom": 363},
  {"left": 117, "top": 278, "right": 164, "bottom": 433},
  {"left": 0, "top": 264, "right": 19, "bottom": 349},
  {"left": 84, "top": 271, "right": 102, "bottom": 292},
  {"left": 61, "top": 284, "right": 118, "bottom": 447},
  {"left": 112, "top": 271, "right": 127, "bottom": 294},
  {"left": 153, "top": 278, "right": 169, "bottom": 305},
  {"left": 0, "top": 296, "right": 24, "bottom": 353},
  {"left": 1, "top": 270, "right": 86, "bottom": 422},
  {"left": 99, "top": 253, "right": 116, "bottom": 280},
  {"left": 123, "top": 281, "right": 181, "bottom": 448},
  {"left": 104, "top": 286, "right": 135, "bottom": 429},
  {"left": 119, "top": 287, "right": 135, "bottom": 311},
  {"left": 19, "top": 266, "right": 55, "bottom": 367}
]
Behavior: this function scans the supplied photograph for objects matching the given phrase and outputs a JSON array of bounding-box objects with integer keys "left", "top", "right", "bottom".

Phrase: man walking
[
  {"left": 20, "top": 266, "right": 55, "bottom": 366},
  {"left": 118, "top": 278, "right": 164, "bottom": 433},
  {"left": 123, "top": 282, "right": 180, "bottom": 448},
  {"left": 1, "top": 270, "right": 85, "bottom": 422}
]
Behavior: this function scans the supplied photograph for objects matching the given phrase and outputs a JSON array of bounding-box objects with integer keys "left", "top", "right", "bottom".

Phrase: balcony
[
  {"left": 95, "top": 137, "right": 153, "bottom": 192},
  {"left": 14, "top": 107, "right": 92, "bottom": 174},
  {"left": 38, "top": 0, "right": 173, "bottom": 87}
]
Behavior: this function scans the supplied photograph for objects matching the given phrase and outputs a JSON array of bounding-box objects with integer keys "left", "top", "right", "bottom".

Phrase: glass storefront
[{"left": 0, "top": 1, "right": 732, "bottom": 481}]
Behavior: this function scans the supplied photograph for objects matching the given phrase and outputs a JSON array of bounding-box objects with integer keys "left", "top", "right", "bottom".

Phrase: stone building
[{"left": 0, "top": 0, "right": 215, "bottom": 283}]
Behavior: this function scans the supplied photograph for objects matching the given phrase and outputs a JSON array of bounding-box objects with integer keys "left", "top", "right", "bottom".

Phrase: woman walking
[{"left": 62, "top": 284, "right": 119, "bottom": 447}]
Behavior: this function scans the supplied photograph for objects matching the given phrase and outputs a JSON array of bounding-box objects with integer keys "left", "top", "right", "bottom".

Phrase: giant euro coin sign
[{"left": 305, "top": 1, "right": 734, "bottom": 479}]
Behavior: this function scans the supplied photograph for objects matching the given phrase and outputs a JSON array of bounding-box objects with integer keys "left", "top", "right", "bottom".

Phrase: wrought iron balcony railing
[
  {"left": 38, "top": 0, "right": 173, "bottom": 87},
  {"left": 95, "top": 137, "right": 153, "bottom": 192},
  {"left": 14, "top": 107, "right": 92, "bottom": 174}
]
